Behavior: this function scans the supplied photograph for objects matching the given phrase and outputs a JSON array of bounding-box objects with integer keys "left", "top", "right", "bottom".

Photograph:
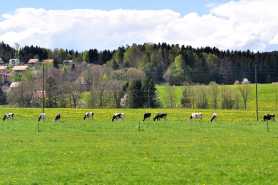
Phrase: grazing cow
[
  {"left": 84, "top": 112, "right": 94, "bottom": 120},
  {"left": 210, "top": 112, "right": 217, "bottom": 122},
  {"left": 143, "top": 113, "right": 151, "bottom": 121},
  {"left": 153, "top": 113, "right": 167, "bottom": 121},
  {"left": 3, "top": 113, "right": 15, "bottom": 121},
  {"left": 263, "top": 114, "right": 275, "bottom": 122},
  {"left": 112, "top": 113, "right": 124, "bottom": 122},
  {"left": 190, "top": 112, "right": 203, "bottom": 120},
  {"left": 38, "top": 113, "right": 46, "bottom": 122},
  {"left": 54, "top": 113, "right": 61, "bottom": 122}
]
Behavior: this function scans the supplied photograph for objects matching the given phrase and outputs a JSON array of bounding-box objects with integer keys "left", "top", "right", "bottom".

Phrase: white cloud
[{"left": 0, "top": 0, "right": 278, "bottom": 51}]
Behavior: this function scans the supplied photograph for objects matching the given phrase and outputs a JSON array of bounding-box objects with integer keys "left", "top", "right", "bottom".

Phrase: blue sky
[
  {"left": 0, "top": 0, "right": 227, "bottom": 15},
  {"left": 0, "top": 0, "right": 277, "bottom": 51}
]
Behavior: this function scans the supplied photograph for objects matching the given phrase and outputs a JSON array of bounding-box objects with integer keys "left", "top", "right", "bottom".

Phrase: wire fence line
[{"left": 0, "top": 108, "right": 272, "bottom": 123}]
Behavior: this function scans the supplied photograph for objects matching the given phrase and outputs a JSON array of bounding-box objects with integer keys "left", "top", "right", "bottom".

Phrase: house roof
[
  {"left": 63, "top": 60, "right": 73, "bottom": 63},
  {"left": 42, "top": 59, "right": 54, "bottom": 64},
  {"left": 0, "top": 66, "right": 7, "bottom": 70},
  {"left": 28, "top": 58, "right": 39, "bottom": 64},
  {"left": 12, "top": 65, "right": 29, "bottom": 71}
]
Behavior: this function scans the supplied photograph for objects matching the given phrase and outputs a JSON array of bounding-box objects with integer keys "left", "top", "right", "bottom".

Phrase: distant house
[
  {"left": 10, "top": 82, "right": 20, "bottom": 88},
  {"left": 12, "top": 65, "right": 29, "bottom": 72},
  {"left": 9, "top": 59, "right": 20, "bottom": 66},
  {"left": 32, "top": 90, "right": 47, "bottom": 99},
  {"left": 0, "top": 66, "right": 7, "bottom": 71},
  {"left": 0, "top": 58, "right": 4, "bottom": 64},
  {"left": 63, "top": 60, "right": 73, "bottom": 65},
  {"left": 42, "top": 59, "right": 54, "bottom": 64},
  {"left": 28, "top": 58, "right": 39, "bottom": 65},
  {"left": 242, "top": 78, "right": 250, "bottom": 84}
]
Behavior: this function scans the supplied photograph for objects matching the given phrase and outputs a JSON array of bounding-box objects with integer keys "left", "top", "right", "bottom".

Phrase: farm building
[
  {"left": 0, "top": 66, "right": 7, "bottom": 71},
  {"left": 9, "top": 59, "right": 20, "bottom": 66},
  {"left": 12, "top": 65, "right": 29, "bottom": 72},
  {"left": 28, "top": 58, "right": 39, "bottom": 65},
  {"left": 63, "top": 60, "right": 73, "bottom": 65},
  {"left": 0, "top": 58, "right": 4, "bottom": 64}
]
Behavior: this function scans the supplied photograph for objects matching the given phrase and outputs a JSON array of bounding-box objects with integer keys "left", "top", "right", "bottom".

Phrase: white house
[{"left": 9, "top": 59, "right": 20, "bottom": 66}]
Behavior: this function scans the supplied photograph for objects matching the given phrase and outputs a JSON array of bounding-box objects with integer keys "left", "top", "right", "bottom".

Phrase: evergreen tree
[
  {"left": 127, "top": 80, "right": 144, "bottom": 108},
  {"left": 45, "top": 76, "right": 58, "bottom": 107},
  {"left": 142, "top": 77, "right": 159, "bottom": 108}
]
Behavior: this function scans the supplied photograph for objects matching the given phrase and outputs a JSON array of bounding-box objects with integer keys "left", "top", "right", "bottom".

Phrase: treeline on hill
[
  {"left": 1, "top": 42, "right": 278, "bottom": 84},
  {"left": 0, "top": 41, "right": 277, "bottom": 108}
]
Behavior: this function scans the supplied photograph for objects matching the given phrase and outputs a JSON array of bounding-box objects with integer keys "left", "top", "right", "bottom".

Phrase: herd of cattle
[{"left": 1, "top": 111, "right": 276, "bottom": 122}]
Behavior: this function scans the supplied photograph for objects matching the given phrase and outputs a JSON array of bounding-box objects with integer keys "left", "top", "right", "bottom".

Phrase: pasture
[
  {"left": 157, "top": 83, "right": 278, "bottom": 111},
  {"left": 0, "top": 108, "right": 278, "bottom": 184}
]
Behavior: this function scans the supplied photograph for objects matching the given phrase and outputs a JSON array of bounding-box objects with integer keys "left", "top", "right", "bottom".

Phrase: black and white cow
[
  {"left": 54, "top": 113, "right": 61, "bottom": 122},
  {"left": 3, "top": 113, "right": 15, "bottom": 121},
  {"left": 112, "top": 113, "right": 124, "bottom": 122},
  {"left": 210, "top": 112, "right": 217, "bottom": 122},
  {"left": 153, "top": 113, "right": 167, "bottom": 121},
  {"left": 190, "top": 112, "right": 203, "bottom": 120},
  {"left": 143, "top": 113, "right": 151, "bottom": 121},
  {"left": 84, "top": 112, "right": 94, "bottom": 120},
  {"left": 263, "top": 114, "right": 275, "bottom": 122},
  {"left": 38, "top": 113, "right": 46, "bottom": 122}
]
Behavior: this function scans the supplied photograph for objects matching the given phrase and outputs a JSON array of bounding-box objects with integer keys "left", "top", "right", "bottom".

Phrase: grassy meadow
[
  {"left": 0, "top": 108, "right": 277, "bottom": 184},
  {"left": 157, "top": 83, "right": 278, "bottom": 111}
]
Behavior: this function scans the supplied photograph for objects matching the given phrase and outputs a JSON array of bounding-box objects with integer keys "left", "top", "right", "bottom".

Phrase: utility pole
[
  {"left": 255, "top": 61, "right": 259, "bottom": 121},
  {"left": 148, "top": 88, "right": 151, "bottom": 108},
  {"left": 42, "top": 62, "right": 45, "bottom": 113},
  {"left": 38, "top": 62, "right": 45, "bottom": 135}
]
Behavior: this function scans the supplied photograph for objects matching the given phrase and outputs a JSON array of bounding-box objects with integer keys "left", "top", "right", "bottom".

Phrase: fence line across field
[{"left": 3, "top": 109, "right": 269, "bottom": 123}]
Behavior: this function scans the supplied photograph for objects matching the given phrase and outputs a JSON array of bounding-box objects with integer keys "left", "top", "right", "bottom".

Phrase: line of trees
[
  {"left": 1, "top": 42, "right": 278, "bottom": 84},
  {"left": 2, "top": 60, "right": 253, "bottom": 109},
  {"left": 178, "top": 80, "right": 251, "bottom": 110}
]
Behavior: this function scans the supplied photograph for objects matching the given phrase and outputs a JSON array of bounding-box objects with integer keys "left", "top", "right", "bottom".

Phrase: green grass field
[
  {"left": 0, "top": 108, "right": 278, "bottom": 184},
  {"left": 157, "top": 83, "right": 278, "bottom": 111}
]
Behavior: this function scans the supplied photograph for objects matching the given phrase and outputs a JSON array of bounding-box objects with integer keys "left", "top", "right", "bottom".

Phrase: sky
[
  {"left": 0, "top": 0, "right": 278, "bottom": 51},
  {"left": 0, "top": 0, "right": 226, "bottom": 15}
]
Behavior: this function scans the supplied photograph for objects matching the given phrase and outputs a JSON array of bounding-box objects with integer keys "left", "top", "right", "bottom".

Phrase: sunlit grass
[{"left": 0, "top": 108, "right": 277, "bottom": 184}]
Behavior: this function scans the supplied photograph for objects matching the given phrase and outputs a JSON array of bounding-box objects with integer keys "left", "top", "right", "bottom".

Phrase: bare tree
[
  {"left": 8, "top": 81, "right": 35, "bottom": 107},
  {"left": 238, "top": 79, "right": 251, "bottom": 110},
  {"left": 221, "top": 86, "right": 234, "bottom": 109},
  {"left": 196, "top": 85, "right": 208, "bottom": 109},
  {"left": 109, "top": 80, "right": 125, "bottom": 108},
  {"left": 209, "top": 82, "right": 219, "bottom": 109},
  {"left": 181, "top": 86, "right": 193, "bottom": 108},
  {"left": 165, "top": 85, "right": 176, "bottom": 108}
]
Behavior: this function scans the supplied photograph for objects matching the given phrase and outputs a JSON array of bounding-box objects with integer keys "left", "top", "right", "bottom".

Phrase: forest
[{"left": 1, "top": 42, "right": 278, "bottom": 85}]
